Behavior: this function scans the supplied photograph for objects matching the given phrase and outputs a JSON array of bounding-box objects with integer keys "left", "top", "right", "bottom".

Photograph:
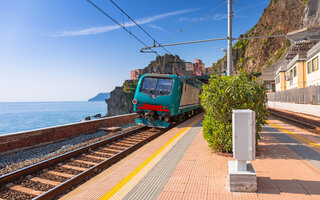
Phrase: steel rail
[
  {"left": 34, "top": 127, "right": 163, "bottom": 200},
  {"left": 269, "top": 109, "right": 320, "bottom": 131},
  {"left": 0, "top": 126, "right": 147, "bottom": 186}
]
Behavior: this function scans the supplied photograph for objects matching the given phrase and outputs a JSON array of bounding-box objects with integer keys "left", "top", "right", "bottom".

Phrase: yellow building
[
  {"left": 275, "top": 65, "right": 287, "bottom": 92},
  {"left": 306, "top": 42, "right": 320, "bottom": 87},
  {"left": 274, "top": 40, "right": 319, "bottom": 91},
  {"left": 285, "top": 54, "right": 307, "bottom": 90}
]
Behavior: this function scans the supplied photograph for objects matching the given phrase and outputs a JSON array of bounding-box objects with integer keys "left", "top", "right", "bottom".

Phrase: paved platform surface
[{"left": 61, "top": 115, "right": 320, "bottom": 200}]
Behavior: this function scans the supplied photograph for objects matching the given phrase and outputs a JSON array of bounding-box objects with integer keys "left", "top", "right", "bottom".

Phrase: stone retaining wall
[{"left": 0, "top": 113, "right": 137, "bottom": 154}]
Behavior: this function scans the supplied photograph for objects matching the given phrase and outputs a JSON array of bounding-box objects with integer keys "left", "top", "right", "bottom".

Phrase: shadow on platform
[{"left": 257, "top": 177, "right": 320, "bottom": 195}]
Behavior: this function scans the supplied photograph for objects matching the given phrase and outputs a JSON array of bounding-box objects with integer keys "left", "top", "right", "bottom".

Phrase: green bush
[{"left": 200, "top": 72, "right": 269, "bottom": 153}]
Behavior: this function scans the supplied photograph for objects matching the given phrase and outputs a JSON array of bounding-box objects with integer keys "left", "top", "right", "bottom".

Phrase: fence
[{"left": 267, "top": 85, "right": 320, "bottom": 105}]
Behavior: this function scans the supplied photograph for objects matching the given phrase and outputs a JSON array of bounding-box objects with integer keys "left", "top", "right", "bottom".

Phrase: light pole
[{"left": 227, "top": 0, "right": 233, "bottom": 76}]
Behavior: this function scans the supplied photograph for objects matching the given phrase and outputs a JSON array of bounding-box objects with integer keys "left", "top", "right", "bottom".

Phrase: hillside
[
  {"left": 88, "top": 92, "right": 110, "bottom": 101},
  {"left": 213, "top": 0, "right": 307, "bottom": 73},
  {"left": 106, "top": 54, "right": 188, "bottom": 116}
]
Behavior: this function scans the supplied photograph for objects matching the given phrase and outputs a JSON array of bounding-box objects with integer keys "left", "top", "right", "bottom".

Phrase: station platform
[{"left": 61, "top": 114, "right": 320, "bottom": 200}]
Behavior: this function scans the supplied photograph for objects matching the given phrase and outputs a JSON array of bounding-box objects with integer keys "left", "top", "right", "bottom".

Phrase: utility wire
[
  {"left": 141, "top": 34, "right": 295, "bottom": 49},
  {"left": 87, "top": 0, "right": 159, "bottom": 56},
  {"left": 109, "top": 0, "right": 173, "bottom": 55},
  {"left": 142, "top": 37, "right": 228, "bottom": 49},
  {"left": 233, "top": 2, "right": 264, "bottom": 13},
  {"left": 161, "top": 0, "right": 227, "bottom": 44}
]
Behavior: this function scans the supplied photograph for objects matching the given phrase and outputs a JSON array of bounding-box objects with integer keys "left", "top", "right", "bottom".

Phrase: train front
[{"left": 132, "top": 74, "right": 181, "bottom": 128}]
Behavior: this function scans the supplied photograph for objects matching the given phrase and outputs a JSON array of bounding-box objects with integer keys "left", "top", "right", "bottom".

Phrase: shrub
[{"left": 200, "top": 72, "right": 269, "bottom": 153}]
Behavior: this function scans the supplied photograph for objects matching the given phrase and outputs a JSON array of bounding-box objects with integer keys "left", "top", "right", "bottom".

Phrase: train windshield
[{"left": 140, "top": 77, "right": 173, "bottom": 95}]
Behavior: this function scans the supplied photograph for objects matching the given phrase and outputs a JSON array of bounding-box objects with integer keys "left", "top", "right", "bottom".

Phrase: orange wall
[
  {"left": 280, "top": 72, "right": 286, "bottom": 91},
  {"left": 297, "top": 61, "right": 306, "bottom": 88}
]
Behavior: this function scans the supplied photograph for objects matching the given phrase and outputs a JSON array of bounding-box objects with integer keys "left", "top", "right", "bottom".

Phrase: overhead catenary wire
[
  {"left": 141, "top": 33, "right": 311, "bottom": 49},
  {"left": 142, "top": 37, "right": 228, "bottom": 49},
  {"left": 233, "top": 2, "right": 262, "bottom": 13},
  {"left": 86, "top": 0, "right": 159, "bottom": 56},
  {"left": 109, "top": 0, "right": 173, "bottom": 55}
]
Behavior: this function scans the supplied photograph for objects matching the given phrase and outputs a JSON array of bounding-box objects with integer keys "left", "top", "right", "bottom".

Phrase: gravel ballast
[{"left": 0, "top": 123, "right": 138, "bottom": 176}]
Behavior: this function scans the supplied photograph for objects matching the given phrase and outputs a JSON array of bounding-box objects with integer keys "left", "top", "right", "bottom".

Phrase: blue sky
[{"left": 0, "top": 0, "right": 269, "bottom": 102}]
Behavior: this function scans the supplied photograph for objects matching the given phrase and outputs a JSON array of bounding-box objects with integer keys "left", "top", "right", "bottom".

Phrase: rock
[
  {"left": 106, "top": 54, "right": 189, "bottom": 116},
  {"left": 304, "top": 0, "right": 320, "bottom": 27},
  {"left": 213, "top": 0, "right": 306, "bottom": 73},
  {"left": 92, "top": 114, "right": 101, "bottom": 118}
]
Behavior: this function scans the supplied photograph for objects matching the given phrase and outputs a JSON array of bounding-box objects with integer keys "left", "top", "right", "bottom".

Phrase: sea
[{"left": 0, "top": 101, "right": 107, "bottom": 135}]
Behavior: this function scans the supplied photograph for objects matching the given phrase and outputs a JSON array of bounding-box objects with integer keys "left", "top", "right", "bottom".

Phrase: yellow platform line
[
  {"left": 100, "top": 115, "right": 203, "bottom": 200},
  {"left": 267, "top": 120, "right": 320, "bottom": 150}
]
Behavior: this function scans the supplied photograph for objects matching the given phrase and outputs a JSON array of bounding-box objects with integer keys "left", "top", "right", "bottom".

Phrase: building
[
  {"left": 274, "top": 40, "right": 319, "bottom": 91},
  {"left": 306, "top": 41, "right": 320, "bottom": 87},
  {"left": 193, "top": 59, "right": 205, "bottom": 76},
  {"left": 204, "top": 67, "right": 212, "bottom": 75},
  {"left": 185, "top": 62, "right": 193, "bottom": 71},
  {"left": 183, "top": 59, "right": 206, "bottom": 76},
  {"left": 275, "top": 62, "right": 287, "bottom": 92},
  {"left": 261, "top": 59, "right": 285, "bottom": 93},
  {"left": 285, "top": 53, "right": 307, "bottom": 90},
  {"left": 130, "top": 69, "right": 142, "bottom": 80}
]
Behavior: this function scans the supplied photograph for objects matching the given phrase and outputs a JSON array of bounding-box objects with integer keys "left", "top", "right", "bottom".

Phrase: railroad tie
[
  {"left": 74, "top": 159, "right": 99, "bottom": 166},
  {"left": 85, "top": 154, "right": 106, "bottom": 160},
  {"left": 61, "top": 164, "right": 88, "bottom": 172},
  {"left": 10, "top": 185, "right": 44, "bottom": 196},
  {"left": 47, "top": 171, "right": 75, "bottom": 179},
  {"left": 101, "top": 147, "right": 123, "bottom": 152},
  {"left": 107, "top": 145, "right": 127, "bottom": 150},
  {"left": 122, "top": 141, "right": 137, "bottom": 144},
  {"left": 94, "top": 151, "right": 113, "bottom": 156},
  {"left": 30, "top": 177, "right": 61, "bottom": 186},
  {"left": 124, "top": 139, "right": 141, "bottom": 143}
]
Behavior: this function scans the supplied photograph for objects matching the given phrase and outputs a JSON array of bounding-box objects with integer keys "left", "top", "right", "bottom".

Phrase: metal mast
[{"left": 227, "top": 0, "right": 233, "bottom": 76}]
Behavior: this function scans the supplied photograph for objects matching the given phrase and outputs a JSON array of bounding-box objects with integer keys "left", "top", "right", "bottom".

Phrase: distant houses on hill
[{"left": 130, "top": 58, "right": 211, "bottom": 80}]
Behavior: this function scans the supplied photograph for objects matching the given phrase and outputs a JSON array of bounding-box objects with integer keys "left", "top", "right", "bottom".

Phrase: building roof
[
  {"left": 307, "top": 41, "right": 320, "bottom": 59},
  {"left": 285, "top": 40, "right": 318, "bottom": 60}
]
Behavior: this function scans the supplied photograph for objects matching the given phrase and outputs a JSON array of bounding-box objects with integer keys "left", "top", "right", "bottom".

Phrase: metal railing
[{"left": 267, "top": 85, "right": 320, "bottom": 105}]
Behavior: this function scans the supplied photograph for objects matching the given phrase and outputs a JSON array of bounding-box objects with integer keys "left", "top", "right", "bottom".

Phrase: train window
[
  {"left": 140, "top": 77, "right": 173, "bottom": 95},
  {"left": 156, "top": 79, "right": 173, "bottom": 91},
  {"left": 142, "top": 78, "right": 158, "bottom": 90}
]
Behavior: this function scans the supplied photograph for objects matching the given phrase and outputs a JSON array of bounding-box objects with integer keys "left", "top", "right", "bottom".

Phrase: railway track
[
  {"left": 269, "top": 109, "right": 320, "bottom": 133},
  {"left": 0, "top": 126, "right": 165, "bottom": 200}
]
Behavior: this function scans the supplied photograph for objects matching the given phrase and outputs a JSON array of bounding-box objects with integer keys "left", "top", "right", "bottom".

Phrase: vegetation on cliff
[{"left": 212, "top": 0, "right": 306, "bottom": 74}]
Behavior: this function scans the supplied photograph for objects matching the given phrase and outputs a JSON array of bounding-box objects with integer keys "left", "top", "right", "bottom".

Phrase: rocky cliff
[
  {"left": 304, "top": 0, "right": 320, "bottom": 27},
  {"left": 106, "top": 54, "right": 187, "bottom": 116},
  {"left": 213, "top": 0, "right": 310, "bottom": 73}
]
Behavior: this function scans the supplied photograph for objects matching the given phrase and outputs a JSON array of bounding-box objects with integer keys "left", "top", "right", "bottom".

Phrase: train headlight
[{"left": 132, "top": 99, "right": 138, "bottom": 105}]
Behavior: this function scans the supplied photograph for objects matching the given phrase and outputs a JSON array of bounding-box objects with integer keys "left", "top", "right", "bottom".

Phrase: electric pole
[{"left": 227, "top": 0, "right": 233, "bottom": 76}]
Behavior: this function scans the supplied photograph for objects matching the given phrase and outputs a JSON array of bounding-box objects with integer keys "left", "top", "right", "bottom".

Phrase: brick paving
[
  {"left": 60, "top": 115, "right": 202, "bottom": 200},
  {"left": 61, "top": 115, "right": 320, "bottom": 199},
  {"left": 159, "top": 117, "right": 320, "bottom": 200}
]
